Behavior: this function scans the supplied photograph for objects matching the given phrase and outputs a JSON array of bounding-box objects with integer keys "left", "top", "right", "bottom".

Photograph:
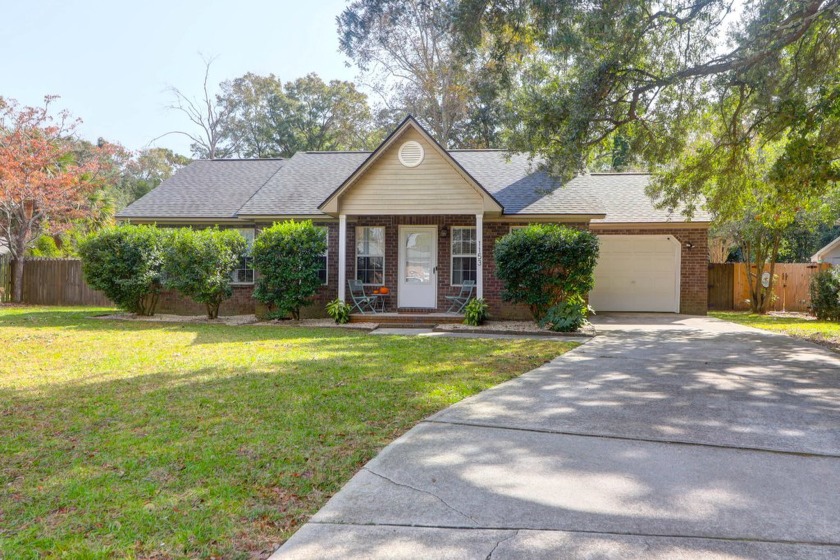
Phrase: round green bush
[{"left": 494, "top": 224, "right": 599, "bottom": 322}]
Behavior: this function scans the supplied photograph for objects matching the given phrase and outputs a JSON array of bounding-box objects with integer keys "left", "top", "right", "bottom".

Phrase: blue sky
[{"left": 0, "top": 0, "right": 356, "bottom": 155}]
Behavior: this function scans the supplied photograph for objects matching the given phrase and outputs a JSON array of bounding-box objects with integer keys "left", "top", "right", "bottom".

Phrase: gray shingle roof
[
  {"left": 118, "top": 153, "right": 709, "bottom": 224},
  {"left": 237, "top": 152, "right": 369, "bottom": 216},
  {"left": 450, "top": 151, "right": 605, "bottom": 215},
  {"left": 584, "top": 173, "right": 712, "bottom": 223},
  {"left": 117, "top": 159, "right": 286, "bottom": 219}
]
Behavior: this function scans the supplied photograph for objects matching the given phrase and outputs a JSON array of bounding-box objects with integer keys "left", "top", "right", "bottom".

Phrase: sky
[{"left": 0, "top": 0, "right": 357, "bottom": 155}]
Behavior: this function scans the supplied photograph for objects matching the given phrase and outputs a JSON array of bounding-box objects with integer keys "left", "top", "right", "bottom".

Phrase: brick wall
[
  {"left": 592, "top": 227, "right": 709, "bottom": 315},
  {"left": 156, "top": 285, "right": 257, "bottom": 316}
]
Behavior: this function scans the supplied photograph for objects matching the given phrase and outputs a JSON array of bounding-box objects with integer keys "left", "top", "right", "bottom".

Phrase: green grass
[
  {"left": 0, "top": 306, "right": 575, "bottom": 559},
  {"left": 711, "top": 311, "right": 840, "bottom": 345}
]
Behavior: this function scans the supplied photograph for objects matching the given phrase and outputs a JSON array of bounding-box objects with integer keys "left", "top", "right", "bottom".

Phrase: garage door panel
[{"left": 590, "top": 235, "right": 680, "bottom": 313}]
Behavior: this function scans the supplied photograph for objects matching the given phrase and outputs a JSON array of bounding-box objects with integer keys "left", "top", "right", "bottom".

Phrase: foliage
[
  {"left": 219, "top": 72, "right": 376, "bottom": 157},
  {"left": 338, "top": 0, "right": 502, "bottom": 148},
  {"left": 453, "top": 0, "right": 840, "bottom": 175},
  {"left": 251, "top": 220, "right": 327, "bottom": 320},
  {"left": 160, "top": 56, "right": 236, "bottom": 159},
  {"left": 326, "top": 298, "right": 352, "bottom": 324},
  {"left": 114, "top": 147, "right": 190, "bottom": 209},
  {"left": 463, "top": 297, "right": 489, "bottom": 326},
  {"left": 810, "top": 269, "right": 840, "bottom": 321},
  {"left": 494, "top": 224, "right": 599, "bottom": 321},
  {"left": 0, "top": 96, "right": 118, "bottom": 301},
  {"left": 0, "top": 306, "right": 574, "bottom": 558},
  {"left": 161, "top": 228, "right": 246, "bottom": 319},
  {"left": 538, "top": 297, "right": 593, "bottom": 333},
  {"left": 78, "top": 225, "right": 169, "bottom": 315}
]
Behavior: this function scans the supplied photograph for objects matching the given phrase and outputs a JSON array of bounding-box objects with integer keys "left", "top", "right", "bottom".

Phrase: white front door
[{"left": 398, "top": 226, "right": 437, "bottom": 308}]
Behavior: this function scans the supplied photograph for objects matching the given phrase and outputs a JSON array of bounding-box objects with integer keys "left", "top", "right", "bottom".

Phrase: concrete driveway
[{"left": 273, "top": 314, "right": 840, "bottom": 559}]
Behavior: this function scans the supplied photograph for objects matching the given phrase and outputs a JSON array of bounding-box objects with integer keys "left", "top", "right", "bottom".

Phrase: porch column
[
  {"left": 475, "top": 213, "right": 483, "bottom": 299},
  {"left": 338, "top": 214, "right": 347, "bottom": 301}
]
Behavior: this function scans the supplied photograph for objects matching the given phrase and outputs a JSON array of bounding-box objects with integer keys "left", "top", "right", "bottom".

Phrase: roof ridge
[
  {"left": 302, "top": 150, "right": 372, "bottom": 155},
  {"left": 234, "top": 160, "right": 291, "bottom": 217}
]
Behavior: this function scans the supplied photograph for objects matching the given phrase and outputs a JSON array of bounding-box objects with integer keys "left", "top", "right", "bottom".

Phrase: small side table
[{"left": 373, "top": 292, "right": 393, "bottom": 312}]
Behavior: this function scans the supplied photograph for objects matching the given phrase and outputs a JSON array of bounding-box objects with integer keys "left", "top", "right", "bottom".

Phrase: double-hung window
[
  {"left": 230, "top": 228, "right": 255, "bottom": 284},
  {"left": 451, "top": 227, "right": 477, "bottom": 286},
  {"left": 317, "top": 226, "right": 329, "bottom": 285},
  {"left": 356, "top": 226, "right": 385, "bottom": 285}
]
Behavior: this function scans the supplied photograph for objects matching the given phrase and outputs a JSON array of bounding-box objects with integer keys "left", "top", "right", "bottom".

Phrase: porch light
[
  {"left": 685, "top": 241, "right": 694, "bottom": 249},
  {"left": 440, "top": 225, "right": 449, "bottom": 238}
]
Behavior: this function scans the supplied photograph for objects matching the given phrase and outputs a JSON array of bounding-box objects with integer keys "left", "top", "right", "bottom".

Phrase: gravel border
[{"left": 434, "top": 320, "right": 595, "bottom": 337}]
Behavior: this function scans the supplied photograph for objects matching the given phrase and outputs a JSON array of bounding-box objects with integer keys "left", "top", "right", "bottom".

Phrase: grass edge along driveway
[
  {"left": 710, "top": 311, "right": 840, "bottom": 351},
  {"left": 0, "top": 306, "right": 576, "bottom": 559}
]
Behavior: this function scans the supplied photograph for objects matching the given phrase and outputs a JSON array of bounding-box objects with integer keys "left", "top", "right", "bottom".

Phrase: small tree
[
  {"left": 79, "top": 225, "right": 169, "bottom": 315},
  {"left": 494, "top": 224, "right": 599, "bottom": 321},
  {"left": 251, "top": 221, "right": 327, "bottom": 320},
  {"left": 161, "top": 228, "right": 246, "bottom": 319}
]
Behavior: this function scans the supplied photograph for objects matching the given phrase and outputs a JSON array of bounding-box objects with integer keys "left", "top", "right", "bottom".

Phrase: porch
[
  {"left": 336, "top": 215, "right": 486, "bottom": 314},
  {"left": 348, "top": 312, "right": 465, "bottom": 326}
]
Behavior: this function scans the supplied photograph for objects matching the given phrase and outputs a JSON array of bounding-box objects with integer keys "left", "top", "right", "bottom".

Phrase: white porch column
[
  {"left": 338, "top": 214, "right": 347, "bottom": 301},
  {"left": 475, "top": 213, "right": 483, "bottom": 299}
]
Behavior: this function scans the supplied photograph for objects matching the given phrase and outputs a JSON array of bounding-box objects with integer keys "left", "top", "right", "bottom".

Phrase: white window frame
[
  {"left": 355, "top": 226, "right": 385, "bottom": 286},
  {"left": 230, "top": 228, "right": 256, "bottom": 285},
  {"left": 450, "top": 226, "right": 478, "bottom": 287},
  {"left": 317, "top": 226, "right": 329, "bottom": 286}
]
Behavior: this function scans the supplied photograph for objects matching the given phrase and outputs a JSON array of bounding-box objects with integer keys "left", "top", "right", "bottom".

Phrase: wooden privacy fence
[
  {"left": 0, "top": 254, "right": 11, "bottom": 303},
  {"left": 20, "top": 258, "right": 112, "bottom": 306},
  {"left": 708, "top": 262, "right": 831, "bottom": 312}
]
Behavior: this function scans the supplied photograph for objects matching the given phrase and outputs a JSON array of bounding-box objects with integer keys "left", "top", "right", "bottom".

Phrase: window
[
  {"left": 451, "top": 227, "right": 477, "bottom": 286},
  {"left": 317, "top": 226, "right": 329, "bottom": 285},
  {"left": 230, "top": 228, "right": 255, "bottom": 284},
  {"left": 356, "top": 226, "right": 385, "bottom": 285}
]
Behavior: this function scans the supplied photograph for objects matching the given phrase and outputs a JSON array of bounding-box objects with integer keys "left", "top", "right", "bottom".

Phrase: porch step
[{"left": 350, "top": 313, "right": 464, "bottom": 325}]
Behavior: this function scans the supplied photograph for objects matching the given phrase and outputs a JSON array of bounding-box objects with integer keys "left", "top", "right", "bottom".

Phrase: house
[
  {"left": 811, "top": 236, "right": 840, "bottom": 265},
  {"left": 117, "top": 116, "right": 711, "bottom": 318}
]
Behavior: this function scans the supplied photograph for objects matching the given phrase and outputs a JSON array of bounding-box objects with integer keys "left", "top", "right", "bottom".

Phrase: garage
[{"left": 589, "top": 235, "right": 680, "bottom": 312}]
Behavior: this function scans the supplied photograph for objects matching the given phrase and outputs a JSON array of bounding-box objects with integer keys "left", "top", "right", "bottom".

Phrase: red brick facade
[{"left": 155, "top": 220, "right": 709, "bottom": 318}]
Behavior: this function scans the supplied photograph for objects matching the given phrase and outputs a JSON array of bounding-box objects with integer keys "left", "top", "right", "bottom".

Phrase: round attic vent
[{"left": 398, "top": 140, "right": 425, "bottom": 168}]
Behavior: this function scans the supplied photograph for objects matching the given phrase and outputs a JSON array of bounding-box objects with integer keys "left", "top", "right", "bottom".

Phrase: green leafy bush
[
  {"left": 79, "top": 225, "right": 169, "bottom": 315},
  {"left": 161, "top": 228, "right": 247, "bottom": 319},
  {"left": 251, "top": 220, "right": 327, "bottom": 320},
  {"left": 539, "top": 297, "right": 593, "bottom": 332},
  {"left": 326, "top": 298, "right": 352, "bottom": 324},
  {"left": 463, "top": 298, "right": 489, "bottom": 326},
  {"left": 810, "top": 269, "right": 840, "bottom": 321},
  {"left": 494, "top": 224, "right": 599, "bottom": 323}
]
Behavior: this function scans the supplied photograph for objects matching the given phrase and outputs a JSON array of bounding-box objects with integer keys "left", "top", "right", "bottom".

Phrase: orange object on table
[{"left": 379, "top": 287, "right": 390, "bottom": 294}]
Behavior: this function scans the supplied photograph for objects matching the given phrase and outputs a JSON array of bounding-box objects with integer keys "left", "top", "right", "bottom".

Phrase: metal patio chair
[
  {"left": 446, "top": 280, "right": 475, "bottom": 313},
  {"left": 348, "top": 279, "right": 377, "bottom": 314}
]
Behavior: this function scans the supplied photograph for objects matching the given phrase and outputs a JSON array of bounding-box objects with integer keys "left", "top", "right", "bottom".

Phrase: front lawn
[
  {"left": 0, "top": 307, "right": 575, "bottom": 559},
  {"left": 711, "top": 311, "right": 840, "bottom": 349}
]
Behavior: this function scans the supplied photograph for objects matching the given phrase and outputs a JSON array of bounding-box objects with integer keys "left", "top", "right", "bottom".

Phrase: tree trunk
[{"left": 11, "top": 257, "right": 24, "bottom": 303}]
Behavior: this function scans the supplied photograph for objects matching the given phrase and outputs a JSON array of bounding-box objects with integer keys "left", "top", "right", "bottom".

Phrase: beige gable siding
[{"left": 339, "top": 129, "right": 485, "bottom": 215}]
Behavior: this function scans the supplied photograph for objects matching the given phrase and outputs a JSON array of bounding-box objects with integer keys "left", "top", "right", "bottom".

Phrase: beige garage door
[{"left": 589, "top": 235, "right": 680, "bottom": 312}]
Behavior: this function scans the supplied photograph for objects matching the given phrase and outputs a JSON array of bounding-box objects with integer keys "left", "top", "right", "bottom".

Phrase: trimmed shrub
[
  {"left": 494, "top": 224, "right": 599, "bottom": 323},
  {"left": 252, "top": 220, "right": 327, "bottom": 320},
  {"left": 79, "top": 225, "right": 169, "bottom": 315},
  {"left": 810, "top": 269, "right": 840, "bottom": 321},
  {"left": 463, "top": 297, "right": 489, "bottom": 326},
  {"left": 161, "top": 228, "right": 247, "bottom": 319}
]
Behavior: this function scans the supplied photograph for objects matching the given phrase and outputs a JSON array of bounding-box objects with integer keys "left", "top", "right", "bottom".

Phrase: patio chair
[
  {"left": 446, "top": 280, "right": 475, "bottom": 313},
  {"left": 348, "top": 279, "right": 377, "bottom": 314}
]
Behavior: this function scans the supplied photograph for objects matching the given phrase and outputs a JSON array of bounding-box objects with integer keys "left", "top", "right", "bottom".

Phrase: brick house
[{"left": 117, "top": 116, "right": 710, "bottom": 318}]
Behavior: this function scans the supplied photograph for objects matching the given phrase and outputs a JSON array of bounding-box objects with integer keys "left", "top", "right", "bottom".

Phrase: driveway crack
[
  {"left": 362, "top": 467, "right": 479, "bottom": 526},
  {"left": 485, "top": 529, "right": 518, "bottom": 560}
]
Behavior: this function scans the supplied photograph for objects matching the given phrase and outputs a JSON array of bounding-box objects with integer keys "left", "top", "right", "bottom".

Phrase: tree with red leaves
[{"left": 0, "top": 96, "right": 115, "bottom": 302}]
